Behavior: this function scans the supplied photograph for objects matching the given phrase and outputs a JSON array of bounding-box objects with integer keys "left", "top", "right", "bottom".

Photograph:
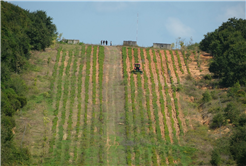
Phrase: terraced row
[
  {"left": 122, "top": 47, "right": 189, "bottom": 165},
  {"left": 47, "top": 45, "right": 105, "bottom": 165}
]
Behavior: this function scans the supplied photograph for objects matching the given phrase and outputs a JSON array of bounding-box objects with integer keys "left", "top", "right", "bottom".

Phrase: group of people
[{"left": 101, "top": 40, "right": 112, "bottom": 46}]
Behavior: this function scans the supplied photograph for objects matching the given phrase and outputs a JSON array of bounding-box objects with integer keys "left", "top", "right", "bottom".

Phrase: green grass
[
  {"left": 73, "top": 45, "right": 86, "bottom": 163},
  {"left": 31, "top": 44, "right": 206, "bottom": 166},
  {"left": 128, "top": 47, "right": 141, "bottom": 165},
  {"left": 122, "top": 47, "right": 132, "bottom": 165},
  {"left": 98, "top": 46, "right": 105, "bottom": 165},
  {"left": 79, "top": 45, "right": 92, "bottom": 165}
]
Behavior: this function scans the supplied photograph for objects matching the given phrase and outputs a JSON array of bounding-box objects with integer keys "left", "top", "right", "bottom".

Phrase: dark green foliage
[
  {"left": 1, "top": 114, "right": 16, "bottom": 130},
  {"left": 202, "top": 91, "right": 212, "bottom": 103},
  {"left": 238, "top": 114, "right": 246, "bottom": 127},
  {"left": 204, "top": 74, "right": 212, "bottom": 80},
  {"left": 223, "top": 103, "right": 240, "bottom": 125},
  {"left": 187, "top": 42, "right": 200, "bottom": 50},
  {"left": 27, "top": 10, "right": 57, "bottom": 51},
  {"left": 1, "top": 88, "right": 24, "bottom": 116},
  {"left": 230, "top": 125, "right": 246, "bottom": 166},
  {"left": 1, "top": 63, "right": 11, "bottom": 82},
  {"left": 210, "top": 112, "right": 227, "bottom": 128},
  {"left": 199, "top": 18, "right": 246, "bottom": 87},
  {"left": 1, "top": 1, "right": 57, "bottom": 165},
  {"left": 210, "top": 149, "right": 221, "bottom": 166},
  {"left": 227, "top": 81, "right": 243, "bottom": 98},
  {"left": 210, "top": 90, "right": 218, "bottom": 100},
  {"left": 1, "top": 1, "right": 57, "bottom": 77},
  {"left": 1, "top": 109, "right": 31, "bottom": 166}
]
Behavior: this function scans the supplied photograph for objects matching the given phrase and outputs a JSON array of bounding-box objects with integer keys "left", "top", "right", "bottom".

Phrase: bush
[
  {"left": 176, "top": 84, "right": 183, "bottom": 92},
  {"left": 210, "top": 112, "right": 227, "bottom": 128},
  {"left": 227, "top": 81, "right": 241, "bottom": 98},
  {"left": 204, "top": 74, "right": 212, "bottom": 80},
  {"left": 238, "top": 114, "right": 246, "bottom": 127},
  {"left": 202, "top": 91, "right": 212, "bottom": 103},
  {"left": 230, "top": 125, "right": 246, "bottom": 166},
  {"left": 210, "top": 149, "right": 221, "bottom": 166},
  {"left": 224, "top": 103, "right": 240, "bottom": 125},
  {"left": 200, "top": 18, "right": 246, "bottom": 87},
  {"left": 211, "top": 90, "right": 218, "bottom": 99}
]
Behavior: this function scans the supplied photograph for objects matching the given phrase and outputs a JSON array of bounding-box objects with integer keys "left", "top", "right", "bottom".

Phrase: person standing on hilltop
[
  {"left": 110, "top": 41, "right": 112, "bottom": 46},
  {"left": 101, "top": 40, "right": 102, "bottom": 45},
  {"left": 103, "top": 40, "right": 105, "bottom": 45},
  {"left": 106, "top": 40, "right": 108, "bottom": 45}
]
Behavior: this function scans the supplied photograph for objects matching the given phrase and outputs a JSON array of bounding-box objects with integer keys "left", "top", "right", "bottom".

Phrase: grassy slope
[{"left": 15, "top": 43, "right": 238, "bottom": 165}]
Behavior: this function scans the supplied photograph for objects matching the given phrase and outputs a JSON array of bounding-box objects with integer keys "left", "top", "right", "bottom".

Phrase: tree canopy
[
  {"left": 1, "top": 1, "right": 57, "bottom": 165},
  {"left": 199, "top": 18, "right": 246, "bottom": 87}
]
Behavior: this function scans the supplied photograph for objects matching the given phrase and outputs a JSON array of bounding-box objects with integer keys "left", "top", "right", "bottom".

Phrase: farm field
[{"left": 15, "top": 44, "right": 211, "bottom": 166}]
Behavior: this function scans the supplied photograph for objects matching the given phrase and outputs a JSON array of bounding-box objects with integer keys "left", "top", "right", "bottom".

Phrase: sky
[{"left": 8, "top": 1, "right": 246, "bottom": 47}]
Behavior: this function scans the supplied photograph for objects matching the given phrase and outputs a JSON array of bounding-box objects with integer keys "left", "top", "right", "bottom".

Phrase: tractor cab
[
  {"left": 132, "top": 63, "right": 142, "bottom": 74},
  {"left": 134, "top": 63, "right": 141, "bottom": 71}
]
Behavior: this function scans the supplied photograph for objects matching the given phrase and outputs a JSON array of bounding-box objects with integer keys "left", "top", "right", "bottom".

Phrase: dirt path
[
  {"left": 189, "top": 53, "right": 201, "bottom": 78},
  {"left": 103, "top": 46, "right": 126, "bottom": 166},
  {"left": 189, "top": 52, "right": 212, "bottom": 79}
]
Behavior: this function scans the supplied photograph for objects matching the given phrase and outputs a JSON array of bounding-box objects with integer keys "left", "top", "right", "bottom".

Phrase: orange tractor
[{"left": 131, "top": 63, "right": 143, "bottom": 74}]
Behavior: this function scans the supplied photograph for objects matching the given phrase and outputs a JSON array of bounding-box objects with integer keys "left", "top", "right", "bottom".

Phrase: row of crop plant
[
  {"left": 89, "top": 46, "right": 99, "bottom": 165},
  {"left": 157, "top": 50, "right": 171, "bottom": 144},
  {"left": 58, "top": 49, "right": 73, "bottom": 164},
  {"left": 181, "top": 50, "right": 191, "bottom": 75},
  {"left": 140, "top": 48, "right": 159, "bottom": 166},
  {"left": 51, "top": 49, "right": 67, "bottom": 164},
  {"left": 174, "top": 50, "right": 184, "bottom": 74},
  {"left": 127, "top": 48, "right": 140, "bottom": 165},
  {"left": 122, "top": 47, "right": 132, "bottom": 165},
  {"left": 154, "top": 50, "right": 178, "bottom": 164},
  {"left": 123, "top": 48, "right": 186, "bottom": 165},
  {"left": 63, "top": 48, "right": 79, "bottom": 163},
  {"left": 48, "top": 45, "right": 104, "bottom": 165},
  {"left": 136, "top": 48, "right": 151, "bottom": 166},
  {"left": 139, "top": 48, "right": 170, "bottom": 165},
  {"left": 150, "top": 49, "right": 172, "bottom": 165},
  {"left": 156, "top": 49, "right": 177, "bottom": 165},
  {"left": 49, "top": 47, "right": 62, "bottom": 156},
  {"left": 169, "top": 50, "right": 180, "bottom": 84},
  {"left": 98, "top": 46, "right": 105, "bottom": 165},
  {"left": 80, "top": 45, "right": 92, "bottom": 165},
  {"left": 73, "top": 45, "right": 86, "bottom": 163},
  {"left": 167, "top": 50, "right": 184, "bottom": 135},
  {"left": 163, "top": 50, "right": 179, "bottom": 145}
]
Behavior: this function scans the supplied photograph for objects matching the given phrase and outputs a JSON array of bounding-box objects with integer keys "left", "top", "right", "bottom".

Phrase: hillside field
[{"left": 14, "top": 44, "right": 212, "bottom": 166}]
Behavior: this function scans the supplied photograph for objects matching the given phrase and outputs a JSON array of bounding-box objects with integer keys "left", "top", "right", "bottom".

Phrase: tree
[
  {"left": 199, "top": 18, "right": 246, "bottom": 87},
  {"left": 224, "top": 103, "right": 240, "bottom": 125},
  {"left": 227, "top": 81, "right": 241, "bottom": 98},
  {"left": 230, "top": 125, "right": 246, "bottom": 166},
  {"left": 27, "top": 10, "right": 57, "bottom": 51},
  {"left": 210, "top": 149, "right": 221, "bottom": 166},
  {"left": 202, "top": 90, "right": 212, "bottom": 103},
  {"left": 210, "top": 112, "right": 227, "bottom": 129},
  {"left": 171, "top": 43, "right": 175, "bottom": 49}
]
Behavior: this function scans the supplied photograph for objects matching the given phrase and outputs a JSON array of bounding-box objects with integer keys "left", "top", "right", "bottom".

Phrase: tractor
[{"left": 131, "top": 63, "right": 143, "bottom": 74}]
